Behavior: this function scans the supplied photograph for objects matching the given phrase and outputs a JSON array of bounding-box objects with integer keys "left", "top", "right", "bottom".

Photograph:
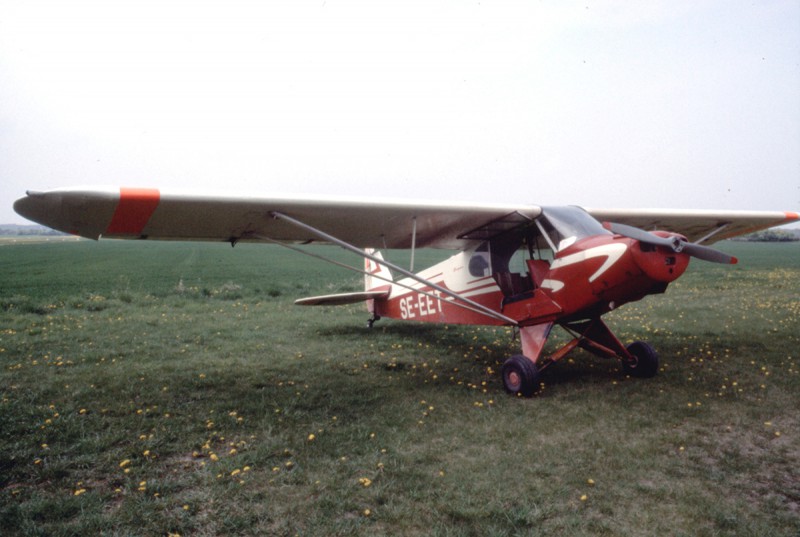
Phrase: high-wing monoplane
[{"left": 14, "top": 187, "right": 798, "bottom": 395}]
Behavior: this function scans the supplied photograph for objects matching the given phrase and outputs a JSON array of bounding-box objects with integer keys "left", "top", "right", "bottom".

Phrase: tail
[{"left": 364, "top": 249, "right": 393, "bottom": 292}]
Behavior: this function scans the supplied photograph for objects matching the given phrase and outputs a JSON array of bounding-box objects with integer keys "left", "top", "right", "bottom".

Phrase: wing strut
[
  {"left": 269, "top": 211, "right": 519, "bottom": 326},
  {"left": 409, "top": 216, "right": 417, "bottom": 272},
  {"left": 695, "top": 222, "right": 730, "bottom": 245},
  {"left": 254, "top": 234, "right": 506, "bottom": 321}
]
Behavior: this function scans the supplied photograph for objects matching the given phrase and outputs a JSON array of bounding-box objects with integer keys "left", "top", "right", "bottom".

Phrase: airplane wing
[
  {"left": 13, "top": 186, "right": 798, "bottom": 249},
  {"left": 13, "top": 186, "right": 540, "bottom": 250},
  {"left": 586, "top": 208, "right": 799, "bottom": 244}
]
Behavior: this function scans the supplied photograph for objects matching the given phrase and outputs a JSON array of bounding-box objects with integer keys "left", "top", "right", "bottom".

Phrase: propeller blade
[
  {"left": 682, "top": 243, "right": 738, "bottom": 264},
  {"left": 605, "top": 222, "right": 676, "bottom": 249},
  {"left": 605, "top": 222, "right": 738, "bottom": 264}
]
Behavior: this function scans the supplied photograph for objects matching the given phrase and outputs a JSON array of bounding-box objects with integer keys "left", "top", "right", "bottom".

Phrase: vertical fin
[{"left": 364, "top": 249, "right": 393, "bottom": 291}]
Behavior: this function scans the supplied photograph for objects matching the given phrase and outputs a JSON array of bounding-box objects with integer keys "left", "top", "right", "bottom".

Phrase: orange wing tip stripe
[
  {"left": 786, "top": 212, "right": 800, "bottom": 221},
  {"left": 105, "top": 188, "right": 161, "bottom": 235}
]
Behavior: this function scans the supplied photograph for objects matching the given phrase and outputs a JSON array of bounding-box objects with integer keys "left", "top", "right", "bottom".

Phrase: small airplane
[{"left": 14, "top": 186, "right": 799, "bottom": 395}]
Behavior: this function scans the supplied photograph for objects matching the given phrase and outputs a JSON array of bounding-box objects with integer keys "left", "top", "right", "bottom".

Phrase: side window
[{"left": 468, "top": 242, "right": 492, "bottom": 277}]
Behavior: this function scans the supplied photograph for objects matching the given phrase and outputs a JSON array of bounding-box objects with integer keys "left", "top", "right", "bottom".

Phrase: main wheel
[
  {"left": 621, "top": 341, "right": 659, "bottom": 378},
  {"left": 501, "top": 355, "right": 541, "bottom": 397}
]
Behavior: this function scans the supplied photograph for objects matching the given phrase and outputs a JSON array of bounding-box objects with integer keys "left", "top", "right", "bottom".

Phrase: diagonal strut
[{"left": 269, "top": 211, "right": 518, "bottom": 326}]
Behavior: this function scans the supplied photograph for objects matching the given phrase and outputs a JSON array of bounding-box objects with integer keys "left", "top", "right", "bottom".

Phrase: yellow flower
[
  {"left": 74, "top": 488, "right": 87, "bottom": 496},
  {"left": 307, "top": 434, "right": 316, "bottom": 442},
  {"left": 119, "top": 459, "right": 131, "bottom": 468},
  {"left": 358, "top": 477, "right": 372, "bottom": 487}
]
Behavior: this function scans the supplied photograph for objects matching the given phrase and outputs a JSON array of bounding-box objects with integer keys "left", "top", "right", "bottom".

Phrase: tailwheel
[
  {"left": 621, "top": 341, "right": 659, "bottom": 378},
  {"left": 501, "top": 355, "right": 541, "bottom": 397}
]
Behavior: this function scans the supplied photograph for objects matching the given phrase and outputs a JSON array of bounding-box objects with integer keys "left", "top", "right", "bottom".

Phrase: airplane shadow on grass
[{"left": 313, "top": 322, "right": 631, "bottom": 396}]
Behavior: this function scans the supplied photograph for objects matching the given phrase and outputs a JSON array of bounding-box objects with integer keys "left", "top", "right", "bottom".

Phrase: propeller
[{"left": 605, "top": 222, "right": 738, "bottom": 265}]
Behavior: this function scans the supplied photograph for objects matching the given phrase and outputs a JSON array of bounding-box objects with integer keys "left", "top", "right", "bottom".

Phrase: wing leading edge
[{"left": 13, "top": 186, "right": 798, "bottom": 249}]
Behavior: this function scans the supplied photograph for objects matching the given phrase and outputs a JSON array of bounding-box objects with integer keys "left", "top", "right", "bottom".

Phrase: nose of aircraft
[{"left": 629, "top": 236, "right": 691, "bottom": 283}]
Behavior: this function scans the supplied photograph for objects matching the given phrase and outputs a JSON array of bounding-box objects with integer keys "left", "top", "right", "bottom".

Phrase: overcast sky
[{"left": 1, "top": 1, "right": 798, "bottom": 225}]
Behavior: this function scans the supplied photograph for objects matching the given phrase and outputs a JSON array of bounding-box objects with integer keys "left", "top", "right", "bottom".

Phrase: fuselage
[{"left": 371, "top": 220, "right": 691, "bottom": 328}]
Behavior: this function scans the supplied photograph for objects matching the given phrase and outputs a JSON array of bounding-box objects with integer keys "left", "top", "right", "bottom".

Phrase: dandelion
[
  {"left": 307, "top": 433, "right": 316, "bottom": 442},
  {"left": 358, "top": 477, "right": 372, "bottom": 487}
]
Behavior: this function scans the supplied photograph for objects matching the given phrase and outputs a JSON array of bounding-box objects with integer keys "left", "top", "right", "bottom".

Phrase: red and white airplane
[{"left": 14, "top": 186, "right": 799, "bottom": 395}]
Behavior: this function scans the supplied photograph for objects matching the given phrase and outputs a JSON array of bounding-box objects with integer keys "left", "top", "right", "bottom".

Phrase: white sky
[{"left": 1, "top": 0, "right": 799, "bottom": 225}]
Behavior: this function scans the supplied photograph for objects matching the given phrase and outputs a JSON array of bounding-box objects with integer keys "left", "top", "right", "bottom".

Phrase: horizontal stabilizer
[{"left": 294, "top": 291, "right": 390, "bottom": 306}]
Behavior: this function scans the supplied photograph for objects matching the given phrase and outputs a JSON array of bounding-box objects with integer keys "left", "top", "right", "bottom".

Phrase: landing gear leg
[
  {"left": 367, "top": 314, "right": 381, "bottom": 329},
  {"left": 564, "top": 318, "right": 659, "bottom": 378}
]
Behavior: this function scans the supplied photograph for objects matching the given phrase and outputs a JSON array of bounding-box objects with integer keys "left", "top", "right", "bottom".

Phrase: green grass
[{"left": 1, "top": 240, "right": 798, "bottom": 536}]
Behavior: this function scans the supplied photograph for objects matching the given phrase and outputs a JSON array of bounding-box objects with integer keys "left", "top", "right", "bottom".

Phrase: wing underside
[
  {"left": 586, "top": 208, "right": 799, "bottom": 244},
  {"left": 13, "top": 186, "right": 798, "bottom": 249},
  {"left": 13, "top": 187, "right": 540, "bottom": 250}
]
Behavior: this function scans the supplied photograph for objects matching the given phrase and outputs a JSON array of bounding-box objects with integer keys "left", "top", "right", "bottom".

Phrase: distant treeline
[
  {"left": 1, "top": 224, "right": 796, "bottom": 241},
  {"left": 734, "top": 230, "right": 799, "bottom": 242},
  {"left": 0, "top": 225, "right": 66, "bottom": 236}
]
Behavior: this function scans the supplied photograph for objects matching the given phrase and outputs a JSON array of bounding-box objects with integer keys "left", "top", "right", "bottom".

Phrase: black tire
[
  {"left": 501, "top": 355, "right": 541, "bottom": 397},
  {"left": 622, "top": 341, "right": 659, "bottom": 378}
]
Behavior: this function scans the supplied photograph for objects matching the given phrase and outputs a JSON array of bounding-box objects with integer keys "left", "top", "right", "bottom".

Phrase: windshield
[{"left": 540, "top": 207, "right": 610, "bottom": 251}]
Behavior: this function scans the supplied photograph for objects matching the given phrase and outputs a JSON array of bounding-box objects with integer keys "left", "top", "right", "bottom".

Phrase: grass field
[{"left": 1, "top": 239, "right": 798, "bottom": 536}]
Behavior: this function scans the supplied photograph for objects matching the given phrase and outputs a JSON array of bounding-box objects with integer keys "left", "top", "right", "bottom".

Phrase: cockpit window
[
  {"left": 468, "top": 241, "right": 492, "bottom": 277},
  {"left": 540, "top": 207, "right": 610, "bottom": 251}
]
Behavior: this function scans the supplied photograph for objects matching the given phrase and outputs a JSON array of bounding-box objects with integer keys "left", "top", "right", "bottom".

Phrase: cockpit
[{"left": 468, "top": 206, "right": 610, "bottom": 298}]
